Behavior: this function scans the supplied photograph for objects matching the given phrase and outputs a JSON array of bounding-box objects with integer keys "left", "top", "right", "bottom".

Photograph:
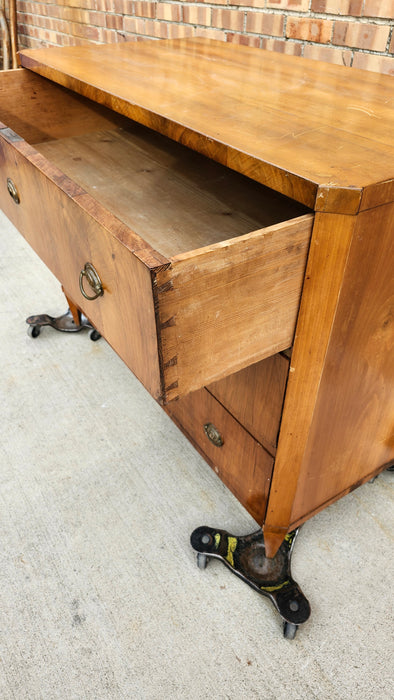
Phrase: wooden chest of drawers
[{"left": 0, "top": 38, "right": 393, "bottom": 561}]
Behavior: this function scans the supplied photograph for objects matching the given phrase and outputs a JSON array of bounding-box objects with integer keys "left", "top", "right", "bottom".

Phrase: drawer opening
[
  {"left": 34, "top": 121, "right": 310, "bottom": 259},
  {"left": 0, "top": 69, "right": 314, "bottom": 402},
  {"left": 0, "top": 69, "right": 311, "bottom": 258}
]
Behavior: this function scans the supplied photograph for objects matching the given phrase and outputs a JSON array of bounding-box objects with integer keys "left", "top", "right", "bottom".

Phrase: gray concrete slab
[{"left": 0, "top": 209, "right": 393, "bottom": 699}]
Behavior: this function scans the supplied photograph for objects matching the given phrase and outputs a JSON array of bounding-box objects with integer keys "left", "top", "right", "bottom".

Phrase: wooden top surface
[{"left": 19, "top": 38, "right": 394, "bottom": 214}]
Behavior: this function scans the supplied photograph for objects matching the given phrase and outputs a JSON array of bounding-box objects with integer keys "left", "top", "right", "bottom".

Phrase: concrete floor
[{"left": 0, "top": 208, "right": 393, "bottom": 699}]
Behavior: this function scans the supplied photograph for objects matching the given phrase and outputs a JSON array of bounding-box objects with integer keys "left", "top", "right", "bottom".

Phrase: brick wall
[{"left": 14, "top": 0, "right": 394, "bottom": 75}]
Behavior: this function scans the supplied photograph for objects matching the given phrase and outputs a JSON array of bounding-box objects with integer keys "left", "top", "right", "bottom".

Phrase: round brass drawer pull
[
  {"left": 7, "top": 177, "right": 20, "bottom": 204},
  {"left": 79, "top": 262, "right": 104, "bottom": 301},
  {"left": 204, "top": 422, "right": 224, "bottom": 447}
]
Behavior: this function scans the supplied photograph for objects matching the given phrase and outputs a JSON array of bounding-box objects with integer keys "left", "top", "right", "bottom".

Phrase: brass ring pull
[
  {"left": 7, "top": 177, "right": 20, "bottom": 204},
  {"left": 204, "top": 423, "right": 224, "bottom": 447},
  {"left": 79, "top": 262, "right": 104, "bottom": 301}
]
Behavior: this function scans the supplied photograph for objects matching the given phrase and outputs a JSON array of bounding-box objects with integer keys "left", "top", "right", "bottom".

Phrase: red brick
[
  {"left": 75, "top": 24, "right": 100, "bottom": 41},
  {"left": 363, "top": 0, "right": 394, "bottom": 19},
  {"left": 303, "top": 43, "right": 352, "bottom": 65},
  {"left": 266, "top": 0, "right": 309, "bottom": 9},
  {"left": 101, "top": 28, "right": 125, "bottom": 41},
  {"left": 261, "top": 37, "right": 303, "bottom": 55},
  {"left": 166, "top": 24, "right": 195, "bottom": 38},
  {"left": 133, "top": 2, "right": 156, "bottom": 19},
  {"left": 246, "top": 12, "right": 284, "bottom": 36},
  {"left": 236, "top": 0, "right": 266, "bottom": 7},
  {"left": 353, "top": 52, "right": 394, "bottom": 75},
  {"left": 124, "top": 16, "right": 146, "bottom": 33},
  {"left": 89, "top": 11, "right": 106, "bottom": 27},
  {"left": 333, "top": 21, "right": 390, "bottom": 51},
  {"left": 211, "top": 9, "right": 244, "bottom": 32},
  {"left": 54, "top": 6, "right": 87, "bottom": 23},
  {"left": 183, "top": 6, "right": 211, "bottom": 26},
  {"left": 195, "top": 27, "right": 225, "bottom": 40},
  {"left": 122, "top": 1, "right": 134, "bottom": 12},
  {"left": 311, "top": 0, "right": 363, "bottom": 14},
  {"left": 57, "top": 0, "right": 92, "bottom": 9},
  {"left": 144, "top": 19, "right": 168, "bottom": 37},
  {"left": 156, "top": 3, "right": 182, "bottom": 21},
  {"left": 286, "top": 17, "right": 333, "bottom": 43},
  {"left": 106, "top": 14, "right": 123, "bottom": 29},
  {"left": 227, "top": 32, "right": 261, "bottom": 47}
]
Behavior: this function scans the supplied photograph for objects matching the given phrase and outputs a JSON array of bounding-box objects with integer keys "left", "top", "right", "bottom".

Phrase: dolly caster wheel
[
  {"left": 191, "top": 526, "right": 310, "bottom": 638},
  {"left": 89, "top": 329, "right": 101, "bottom": 341},
  {"left": 283, "top": 621, "right": 298, "bottom": 640},
  {"left": 197, "top": 552, "right": 208, "bottom": 570},
  {"left": 26, "top": 309, "right": 101, "bottom": 341},
  {"left": 27, "top": 325, "right": 41, "bottom": 338}
]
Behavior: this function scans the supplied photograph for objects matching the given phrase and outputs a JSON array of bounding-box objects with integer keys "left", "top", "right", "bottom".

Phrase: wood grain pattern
[
  {"left": 263, "top": 212, "right": 357, "bottom": 556},
  {"left": 0, "top": 127, "right": 165, "bottom": 399},
  {"left": 0, "top": 117, "right": 311, "bottom": 404},
  {"left": 36, "top": 125, "right": 307, "bottom": 258},
  {"left": 166, "top": 387, "right": 273, "bottom": 524},
  {"left": 207, "top": 353, "right": 289, "bottom": 455},
  {"left": 289, "top": 201, "right": 394, "bottom": 525},
  {"left": 0, "top": 68, "right": 124, "bottom": 143},
  {"left": 19, "top": 38, "right": 394, "bottom": 214},
  {"left": 156, "top": 214, "right": 313, "bottom": 402},
  {"left": 264, "top": 204, "right": 394, "bottom": 556}
]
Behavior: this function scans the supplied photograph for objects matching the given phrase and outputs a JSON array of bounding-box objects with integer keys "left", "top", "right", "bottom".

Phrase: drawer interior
[{"left": 0, "top": 70, "right": 310, "bottom": 259}]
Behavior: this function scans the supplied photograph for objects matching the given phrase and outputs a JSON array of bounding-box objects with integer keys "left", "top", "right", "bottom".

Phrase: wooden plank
[
  {"left": 156, "top": 214, "right": 313, "bottom": 402},
  {"left": 166, "top": 387, "right": 273, "bottom": 524},
  {"left": 19, "top": 39, "right": 394, "bottom": 213},
  {"left": 207, "top": 353, "right": 289, "bottom": 455},
  {"left": 360, "top": 179, "right": 394, "bottom": 212},
  {"left": 288, "top": 201, "right": 394, "bottom": 526},
  {"left": 263, "top": 212, "right": 357, "bottom": 557},
  {"left": 0, "top": 68, "right": 124, "bottom": 144},
  {"left": 36, "top": 126, "right": 307, "bottom": 258},
  {"left": 0, "top": 128, "right": 166, "bottom": 399}
]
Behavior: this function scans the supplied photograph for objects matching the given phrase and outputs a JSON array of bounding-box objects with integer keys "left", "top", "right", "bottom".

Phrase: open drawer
[{"left": 0, "top": 69, "right": 313, "bottom": 404}]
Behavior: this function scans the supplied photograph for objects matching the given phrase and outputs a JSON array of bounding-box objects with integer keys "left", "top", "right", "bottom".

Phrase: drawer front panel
[
  {"left": 0, "top": 128, "right": 163, "bottom": 399},
  {"left": 166, "top": 387, "right": 274, "bottom": 524}
]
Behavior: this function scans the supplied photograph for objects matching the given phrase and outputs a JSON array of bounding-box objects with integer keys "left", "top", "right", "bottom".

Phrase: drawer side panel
[{"left": 0, "top": 68, "right": 125, "bottom": 144}]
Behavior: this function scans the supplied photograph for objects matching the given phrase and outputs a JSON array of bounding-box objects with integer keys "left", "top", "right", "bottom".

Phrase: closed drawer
[
  {"left": 166, "top": 387, "right": 274, "bottom": 524},
  {"left": 0, "top": 70, "right": 313, "bottom": 404}
]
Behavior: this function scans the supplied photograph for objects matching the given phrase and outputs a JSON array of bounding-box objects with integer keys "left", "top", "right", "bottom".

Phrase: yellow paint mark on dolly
[
  {"left": 261, "top": 579, "right": 290, "bottom": 593},
  {"left": 226, "top": 537, "right": 238, "bottom": 567}
]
